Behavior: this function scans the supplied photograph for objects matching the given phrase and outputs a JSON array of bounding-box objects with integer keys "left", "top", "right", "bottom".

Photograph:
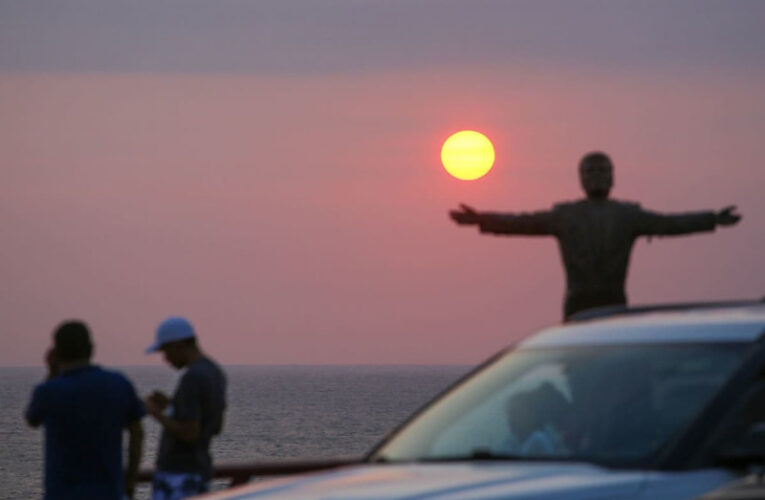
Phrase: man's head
[
  {"left": 159, "top": 337, "right": 198, "bottom": 370},
  {"left": 146, "top": 316, "right": 199, "bottom": 369},
  {"left": 579, "top": 151, "right": 613, "bottom": 200},
  {"left": 54, "top": 320, "right": 93, "bottom": 364}
]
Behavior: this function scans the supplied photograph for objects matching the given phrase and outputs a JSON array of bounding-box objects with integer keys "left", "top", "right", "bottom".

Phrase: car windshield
[{"left": 371, "top": 342, "right": 750, "bottom": 467}]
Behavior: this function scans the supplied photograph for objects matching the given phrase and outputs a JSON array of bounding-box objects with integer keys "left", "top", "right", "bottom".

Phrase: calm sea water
[{"left": 0, "top": 364, "right": 469, "bottom": 499}]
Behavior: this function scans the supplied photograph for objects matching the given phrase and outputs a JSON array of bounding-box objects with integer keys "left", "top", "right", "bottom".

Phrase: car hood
[{"left": 200, "top": 462, "right": 655, "bottom": 500}]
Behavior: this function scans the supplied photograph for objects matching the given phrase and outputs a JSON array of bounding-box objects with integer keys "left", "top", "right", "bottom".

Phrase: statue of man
[{"left": 449, "top": 151, "right": 741, "bottom": 319}]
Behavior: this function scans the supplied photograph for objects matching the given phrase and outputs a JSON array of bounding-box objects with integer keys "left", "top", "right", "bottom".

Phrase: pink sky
[
  {"left": 2, "top": 67, "right": 763, "bottom": 366},
  {"left": 2, "top": 1, "right": 764, "bottom": 366}
]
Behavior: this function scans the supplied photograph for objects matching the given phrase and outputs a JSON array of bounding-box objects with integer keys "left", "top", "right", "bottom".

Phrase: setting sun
[{"left": 441, "top": 130, "right": 495, "bottom": 180}]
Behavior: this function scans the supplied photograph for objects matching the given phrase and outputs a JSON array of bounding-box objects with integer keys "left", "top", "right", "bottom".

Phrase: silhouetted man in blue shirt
[{"left": 26, "top": 321, "right": 145, "bottom": 500}]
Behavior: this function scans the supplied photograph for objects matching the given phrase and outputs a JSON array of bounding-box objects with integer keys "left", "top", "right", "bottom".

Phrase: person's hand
[
  {"left": 45, "top": 347, "right": 60, "bottom": 380},
  {"left": 144, "top": 391, "right": 170, "bottom": 417},
  {"left": 716, "top": 205, "right": 741, "bottom": 226},
  {"left": 449, "top": 204, "right": 481, "bottom": 225},
  {"left": 144, "top": 397, "right": 163, "bottom": 418},
  {"left": 149, "top": 391, "right": 170, "bottom": 408}
]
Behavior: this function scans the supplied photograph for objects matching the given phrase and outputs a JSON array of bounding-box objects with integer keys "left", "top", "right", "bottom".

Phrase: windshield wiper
[
  {"left": 374, "top": 450, "right": 618, "bottom": 467},
  {"left": 372, "top": 449, "right": 586, "bottom": 464},
  {"left": 417, "top": 449, "right": 526, "bottom": 462}
]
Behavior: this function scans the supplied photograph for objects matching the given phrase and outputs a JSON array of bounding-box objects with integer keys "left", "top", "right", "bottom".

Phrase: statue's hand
[
  {"left": 716, "top": 205, "right": 741, "bottom": 226},
  {"left": 450, "top": 203, "right": 480, "bottom": 225}
]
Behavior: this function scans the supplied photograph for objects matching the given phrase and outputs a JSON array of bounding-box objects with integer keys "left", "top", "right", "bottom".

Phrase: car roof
[{"left": 520, "top": 302, "right": 765, "bottom": 348}]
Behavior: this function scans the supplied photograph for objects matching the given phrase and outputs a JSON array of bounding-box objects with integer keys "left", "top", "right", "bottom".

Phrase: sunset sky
[{"left": 2, "top": 1, "right": 764, "bottom": 366}]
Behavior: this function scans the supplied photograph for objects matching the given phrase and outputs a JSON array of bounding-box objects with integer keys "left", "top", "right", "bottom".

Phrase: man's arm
[
  {"left": 45, "top": 347, "right": 60, "bottom": 380},
  {"left": 125, "top": 419, "right": 144, "bottom": 499},
  {"left": 634, "top": 205, "right": 741, "bottom": 237},
  {"left": 214, "top": 414, "right": 225, "bottom": 436},
  {"left": 449, "top": 204, "right": 555, "bottom": 236},
  {"left": 25, "top": 349, "right": 57, "bottom": 428},
  {"left": 152, "top": 412, "right": 200, "bottom": 442},
  {"left": 144, "top": 394, "right": 200, "bottom": 442}
]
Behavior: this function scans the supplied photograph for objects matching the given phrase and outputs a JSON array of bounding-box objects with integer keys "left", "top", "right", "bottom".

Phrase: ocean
[{"left": 0, "top": 364, "right": 469, "bottom": 499}]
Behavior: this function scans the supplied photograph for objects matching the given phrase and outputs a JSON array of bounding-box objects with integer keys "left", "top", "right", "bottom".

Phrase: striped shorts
[{"left": 152, "top": 470, "right": 210, "bottom": 500}]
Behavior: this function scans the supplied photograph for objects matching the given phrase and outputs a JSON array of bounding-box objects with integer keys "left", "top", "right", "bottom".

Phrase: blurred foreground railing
[{"left": 137, "top": 457, "right": 361, "bottom": 488}]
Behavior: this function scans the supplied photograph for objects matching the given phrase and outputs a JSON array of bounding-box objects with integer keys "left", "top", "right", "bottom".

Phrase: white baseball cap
[{"left": 145, "top": 316, "right": 196, "bottom": 354}]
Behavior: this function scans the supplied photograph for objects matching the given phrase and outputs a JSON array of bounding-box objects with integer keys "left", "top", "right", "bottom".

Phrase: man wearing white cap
[{"left": 144, "top": 317, "right": 227, "bottom": 500}]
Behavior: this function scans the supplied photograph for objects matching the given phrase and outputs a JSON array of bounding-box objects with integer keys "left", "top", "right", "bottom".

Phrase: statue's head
[{"left": 579, "top": 152, "right": 613, "bottom": 200}]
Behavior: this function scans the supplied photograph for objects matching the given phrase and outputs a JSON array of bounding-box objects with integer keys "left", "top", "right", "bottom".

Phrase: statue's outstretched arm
[
  {"left": 634, "top": 204, "right": 740, "bottom": 236},
  {"left": 449, "top": 203, "right": 554, "bottom": 235}
]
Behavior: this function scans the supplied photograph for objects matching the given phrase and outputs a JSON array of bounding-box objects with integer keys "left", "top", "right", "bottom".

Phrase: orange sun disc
[{"left": 441, "top": 130, "right": 495, "bottom": 180}]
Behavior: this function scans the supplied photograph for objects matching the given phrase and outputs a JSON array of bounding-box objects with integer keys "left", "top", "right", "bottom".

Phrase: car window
[{"left": 373, "top": 343, "right": 750, "bottom": 467}]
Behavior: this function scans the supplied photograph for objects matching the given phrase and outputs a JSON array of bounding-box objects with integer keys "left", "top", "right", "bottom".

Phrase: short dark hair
[
  {"left": 54, "top": 321, "right": 93, "bottom": 362},
  {"left": 579, "top": 151, "right": 612, "bottom": 170}
]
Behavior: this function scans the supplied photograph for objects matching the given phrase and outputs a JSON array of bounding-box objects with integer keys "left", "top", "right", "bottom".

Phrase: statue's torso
[{"left": 552, "top": 199, "right": 640, "bottom": 294}]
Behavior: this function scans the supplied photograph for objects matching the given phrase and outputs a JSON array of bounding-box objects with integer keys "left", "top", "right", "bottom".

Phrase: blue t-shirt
[{"left": 26, "top": 365, "right": 146, "bottom": 500}]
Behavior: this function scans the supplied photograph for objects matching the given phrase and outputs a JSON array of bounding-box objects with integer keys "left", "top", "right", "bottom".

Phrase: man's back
[{"left": 26, "top": 365, "right": 145, "bottom": 500}]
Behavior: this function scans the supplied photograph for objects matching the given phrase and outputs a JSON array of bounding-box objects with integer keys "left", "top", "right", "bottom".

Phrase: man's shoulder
[
  {"left": 186, "top": 357, "right": 225, "bottom": 382},
  {"left": 29, "top": 371, "right": 77, "bottom": 401},
  {"left": 30, "top": 366, "right": 135, "bottom": 403},
  {"left": 90, "top": 364, "right": 128, "bottom": 380},
  {"left": 200, "top": 356, "right": 224, "bottom": 371},
  {"left": 87, "top": 366, "right": 138, "bottom": 393},
  {"left": 30, "top": 378, "right": 54, "bottom": 399}
]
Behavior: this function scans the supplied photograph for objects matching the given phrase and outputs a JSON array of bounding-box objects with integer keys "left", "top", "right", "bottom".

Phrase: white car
[{"left": 202, "top": 301, "right": 765, "bottom": 500}]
